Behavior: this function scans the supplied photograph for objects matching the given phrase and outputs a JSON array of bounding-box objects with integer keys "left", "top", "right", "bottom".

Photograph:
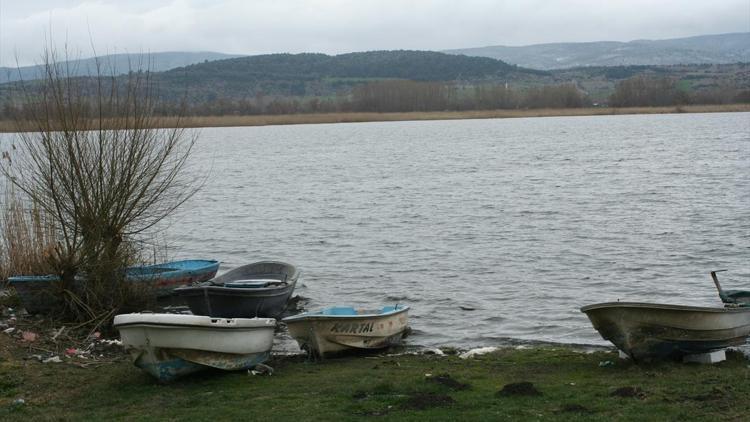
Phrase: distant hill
[
  {"left": 154, "top": 50, "right": 543, "bottom": 100},
  {"left": 443, "top": 33, "right": 750, "bottom": 70},
  {"left": 0, "top": 51, "right": 244, "bottom": 83}
]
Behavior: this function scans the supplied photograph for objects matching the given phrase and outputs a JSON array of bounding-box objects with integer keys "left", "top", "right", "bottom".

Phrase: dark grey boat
[{"left": 174, "top": 261, "right": 299, "bottom": 318}]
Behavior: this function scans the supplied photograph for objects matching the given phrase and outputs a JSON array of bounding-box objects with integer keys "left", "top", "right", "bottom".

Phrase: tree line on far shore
[{"left": 2, "top": 75, "right": 749, "bottom": 119}]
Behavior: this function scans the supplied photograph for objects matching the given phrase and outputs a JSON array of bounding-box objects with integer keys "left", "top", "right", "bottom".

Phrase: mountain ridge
[
  {"left": 443, "top": 32, "right": 750, "bottom": 70},
  {"left": 0, "top": 51, "right": 244, "bottom": 83}
]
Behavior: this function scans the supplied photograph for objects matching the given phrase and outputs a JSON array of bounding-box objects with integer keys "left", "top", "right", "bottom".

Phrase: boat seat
[
  {"left": 224, "top": 279, "right": 285, "bottom": 288},
  {"left": 321, "top": 307, "right": 358, "bottom": 316}
]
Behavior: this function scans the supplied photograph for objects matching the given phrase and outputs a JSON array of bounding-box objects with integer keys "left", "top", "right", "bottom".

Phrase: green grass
[{"left": 2, "top": 347, "right": 750, "bottom": 420}]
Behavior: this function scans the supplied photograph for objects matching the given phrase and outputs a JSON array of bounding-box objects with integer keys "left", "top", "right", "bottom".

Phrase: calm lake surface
[{"left": 164, "top": 112, "right": 748, "bottom": 348}]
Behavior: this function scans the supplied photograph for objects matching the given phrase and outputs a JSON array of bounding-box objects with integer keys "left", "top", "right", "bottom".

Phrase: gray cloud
[{"left": 1, "top": 0, "right": 748, "bottom": 66}]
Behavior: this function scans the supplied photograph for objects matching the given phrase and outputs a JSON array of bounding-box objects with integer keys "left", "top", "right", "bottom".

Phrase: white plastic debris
[
  {"left": 51, "top": 326, "right": 65, "bottom": 340},
  {"left": 683, "top": 350, "right": 726, "bottom": 364},
  {"left": 12, "top": 398, "right": 25, "bottom": 406},
  {"left": 3, "top": 327, "right": 14, "bottom": 334},
  {"left": 42, "top": 356, "right": 62, "bottom": 363},
  {"left": 459, "top": 346, "right": 499, "bottom": 359},
  {"left": 249, "top": 363, "right": 274, "bottom": 376}
]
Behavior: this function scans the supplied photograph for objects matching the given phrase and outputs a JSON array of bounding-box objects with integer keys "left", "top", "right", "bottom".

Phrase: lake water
[{"left": 27, "top": 112, "right": 750, "bottom": 349}]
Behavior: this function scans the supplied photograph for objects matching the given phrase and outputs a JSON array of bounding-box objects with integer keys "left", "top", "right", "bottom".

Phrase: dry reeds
[
  {"left": 2, "top": 103, "right": 747, "bottom": 133},
  {"left": 0, "top": 188, "right": 57, "bottom": 283}
]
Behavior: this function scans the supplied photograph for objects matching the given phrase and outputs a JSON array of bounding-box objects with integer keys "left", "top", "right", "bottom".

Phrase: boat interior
[
  {"left": 224, "top": 279, "right": 288, "bottom": 288},
  {"left": 315, "top": 305, "right": 405, "bottom": 316}
]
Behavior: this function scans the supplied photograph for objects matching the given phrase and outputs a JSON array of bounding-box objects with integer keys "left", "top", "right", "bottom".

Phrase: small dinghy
[
  {"left": 126, "top": 259, "right": 220, "bottom": 297},
  {"left": 581, "top": 302, "right": 750, "bottom": 361},
  {"left": 9, "top": 260, "right": 219, "bottom": 314},
  {"left": 174, "top": 261, "right": 299, "bottom": 318},
  {"left": 114, "top": 313, "right": 275, "bottom": 382},
  {"left": 711, "top": 270, "right": 750, "bottom": 306},
  {"left": 282, "top": 305, "right": 409, "bottom": 357}
]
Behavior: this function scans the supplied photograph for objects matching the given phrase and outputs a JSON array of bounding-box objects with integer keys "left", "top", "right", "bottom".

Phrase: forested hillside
[{"left": 153, "top": 50, "right": 541, "bottom": 101}]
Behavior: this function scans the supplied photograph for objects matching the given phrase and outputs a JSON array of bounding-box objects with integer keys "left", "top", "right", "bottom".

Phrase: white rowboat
[
  {"left": 283, "top": 305, "right": 409, "bottom": 357},
  {"left": 114, "top": 313, "right": 276, "bottom": 381}
]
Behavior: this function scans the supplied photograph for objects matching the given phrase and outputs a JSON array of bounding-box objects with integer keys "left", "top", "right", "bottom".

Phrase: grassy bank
[
  {"left": 1, "top": 104, "right": 748, "bottom": 132},
  {"left": 2, "top": 337, "right": 749, "bottom": 420}
]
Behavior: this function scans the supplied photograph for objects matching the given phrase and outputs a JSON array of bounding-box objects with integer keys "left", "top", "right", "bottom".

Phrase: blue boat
[
  {"left": 8, "top": 259, "right": 220, "bottom": 314},
  {"left": 125, "top": 260, "right": 220, "bottom": 296}
]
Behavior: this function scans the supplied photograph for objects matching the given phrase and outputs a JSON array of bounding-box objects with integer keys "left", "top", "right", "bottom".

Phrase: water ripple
[{"left": 160, "top": 112, "right": 750, "bottom": 348}]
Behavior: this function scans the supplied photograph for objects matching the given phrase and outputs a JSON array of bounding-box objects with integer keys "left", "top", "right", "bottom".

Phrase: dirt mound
[
  {"left": 496, "top": 381, "right": 542, "bottom": 397},
  {"left": 427, "top": 373, "right": 471, "bottom": 390}
]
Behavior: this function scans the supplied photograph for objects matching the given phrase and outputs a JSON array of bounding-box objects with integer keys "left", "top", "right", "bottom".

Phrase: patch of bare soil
[
  {"left": 402, "top": 393, "right": 455, "bottom": 410},
  {"left": 426, "top": 373, "right": 471, "bottom": 391},
  {"left": 496, "top": 381, "right": 542, "bottom": 397},
  {"left": 610, "top": 386, "right": 647, "bottom": 399}
]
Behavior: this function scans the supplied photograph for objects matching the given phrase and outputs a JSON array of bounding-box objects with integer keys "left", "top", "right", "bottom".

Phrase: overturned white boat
[
  {"left": 282, "top": 305, "right": 409, "bottom": 357},
  {"left": 114, "top": 313, "right": 276, "bottom": 382},
  {"left": 581, "top": 302, "right": 750, "bottom": 362}
]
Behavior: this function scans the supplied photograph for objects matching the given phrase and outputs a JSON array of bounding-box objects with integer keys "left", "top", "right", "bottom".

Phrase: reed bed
[
  {"left": 0, "top": 189, "right": 57, "bottom": 284},
  {"left": 0, "top": 104, "right": 746, "bottom": 133},
  {"left": 0, "top": 104, "right": 747, "bottom": 133}
]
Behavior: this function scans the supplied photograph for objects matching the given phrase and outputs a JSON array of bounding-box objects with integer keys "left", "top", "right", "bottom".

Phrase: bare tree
[{"left": 1, "top": 48, "right": 199, "bottom": 323}]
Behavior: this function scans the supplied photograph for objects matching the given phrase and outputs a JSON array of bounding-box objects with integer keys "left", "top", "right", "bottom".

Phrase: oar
[{"left": 711, "top": 269, "right": 728, "bottom": 302}]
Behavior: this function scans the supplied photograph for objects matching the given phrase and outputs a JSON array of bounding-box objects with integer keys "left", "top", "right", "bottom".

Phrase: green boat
[{"left": 711, "top": 270, "right": 750, "bottom": 307}]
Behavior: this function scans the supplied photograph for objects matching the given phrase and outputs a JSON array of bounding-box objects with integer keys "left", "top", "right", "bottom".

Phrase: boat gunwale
[
  {"left": 580, "top": 301, "right": 750, "bottom": 314},
  {"left": 174, "top": 279, "right": 296, "bottom": 296},
  {"left": 282, "top": 306, "right": 410, "bottom": 322},
  {"left": 211, "top": 261, "right": 300, "bottom": 284},
  {"left": 127, "top": 260, "right": 220, "bottom": 280},
  {"left": 8, "top": 259, "right": 220, "bottom": 283},
  {"left": 114, "top": 313, "right": 276, "bottom": 328},
  {"left": 114, "top": 322, "right": 276, "bottom": 330}
]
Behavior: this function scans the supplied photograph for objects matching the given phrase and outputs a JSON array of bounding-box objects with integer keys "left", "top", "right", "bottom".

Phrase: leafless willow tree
[{"left": 1, "top": 48, "right": 200, "bottom": 322}]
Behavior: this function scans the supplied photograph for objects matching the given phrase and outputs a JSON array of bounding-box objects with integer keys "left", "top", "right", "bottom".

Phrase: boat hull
[
  {"left": 5, "top": 275, "right": 63, "bottom": 314},
  {"left": 175, "top": 261, "right": 299, "bottom": 318},
  {"left": 114, "top": 313, "right": 275, "bottom": 382},
  {"left": 283, "top": 307, "right": 409, "bottom": 357},
  {"left": 9, "top": 260, "right": 219, "bottom": 314},
  {"left": 581, "top": 302, "right": 750, "bottom": 361},
  {"left": 176, "top": 283, "right": 296, "bottom": 318},
  {"left": 126, "top": 259, "right": 220, "bottom": 297},
  {"left": 129, "top": 347, "right": 271, "bottom": 382}
]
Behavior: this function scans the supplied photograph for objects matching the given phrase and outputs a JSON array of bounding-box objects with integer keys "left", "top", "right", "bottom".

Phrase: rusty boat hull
[
  {"left": 114, "top": 313, "right": 275, "bottom": 382},
  {"left": 282, "top": 305, "right": 409, "bottom": 357},
  {"left": 581, "top": 302, "right": 750, "bottom": 361}
]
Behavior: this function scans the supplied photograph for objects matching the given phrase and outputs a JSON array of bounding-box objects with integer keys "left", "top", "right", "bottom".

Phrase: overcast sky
[{"left": 1, "top": 0, "right": 748, "bottom": 66}]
